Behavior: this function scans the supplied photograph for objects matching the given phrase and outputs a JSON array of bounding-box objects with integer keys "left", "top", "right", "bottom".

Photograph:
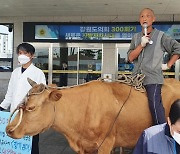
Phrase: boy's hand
[
  {"left": 141, "top": 36, "right": 149, "bottom": 47},
  {"left": 162, "top": 63, "right": 170, "bottom": 70}
]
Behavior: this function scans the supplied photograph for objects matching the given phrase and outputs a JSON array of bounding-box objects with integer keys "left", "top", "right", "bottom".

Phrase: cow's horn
[{"left": 27, "top": 78, "right": 37, "bottom": 87}]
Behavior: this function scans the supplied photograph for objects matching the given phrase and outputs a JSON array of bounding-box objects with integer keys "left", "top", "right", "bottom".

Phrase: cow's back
[
  {"left": 108, "top": 81, "right": 150, "bottom": 148},
  {"left": 53, "top": 79, "right": 180, "bottom": 151},
  {"left": 108, "top": 78, "right": 180, "bottom": 148}
]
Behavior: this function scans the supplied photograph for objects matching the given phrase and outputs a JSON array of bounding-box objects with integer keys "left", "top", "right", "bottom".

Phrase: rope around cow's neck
[{"left": 7, "top": 86, "right": 50, "bottom": 132}]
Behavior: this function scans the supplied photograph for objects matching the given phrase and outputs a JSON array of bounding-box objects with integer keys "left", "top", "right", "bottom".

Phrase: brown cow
[{"left": 5, "top": 78, "right": 180, "bottom": 154}]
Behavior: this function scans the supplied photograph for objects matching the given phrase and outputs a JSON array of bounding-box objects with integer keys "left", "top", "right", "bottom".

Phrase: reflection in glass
[
  {"left": 163, "top": 52, "right": 175, "bottom": 78},
  {"left": 79, "top": 48, "right": 102, "bottom": 84},
  {"left": 33, "top": 46, "right": 49, "bottom": 83},
  {"left": 52, "top": 47, "right": 78, "bottom": 86},
  {"left": 118, "top": 45, "right": 134, "bottom": 72},
  {"left": 31, "top": 43, "right": 102, "bottom": 86},
  {"left": 67, "top": 47, "right": 78, "bottom": 86},
  {"left": 117, "top": 44, "right": 176, "bottom": 78},
  {"left": 0, "top": 24, "right": 13, "bottom": 71},
  {"left": 0, "top": 59, "right": 12, "bottom": 72},
  {"left": 33, "top": 48, "right": 49, "bottom": 70}
]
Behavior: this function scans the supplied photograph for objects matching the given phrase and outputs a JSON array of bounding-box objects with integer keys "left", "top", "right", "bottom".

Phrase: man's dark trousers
[{"left": 144, "top": 84, "right": 166, "bottom": 125}]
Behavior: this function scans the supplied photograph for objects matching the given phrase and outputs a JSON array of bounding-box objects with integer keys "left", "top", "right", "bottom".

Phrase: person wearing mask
[
  {"left": 133, "top": 99, "right": 180, "bottom": 154},
  {"left": 128, "top": 8, "right": 180, "bottom": 125},
  {"left": 0, "top": 43, "right": 46, "bottom": 154}
]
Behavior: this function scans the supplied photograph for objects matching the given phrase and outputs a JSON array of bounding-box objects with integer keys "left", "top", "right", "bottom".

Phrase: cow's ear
[{"left": 49, "top": 90, "right": 62, "bottom": 101}]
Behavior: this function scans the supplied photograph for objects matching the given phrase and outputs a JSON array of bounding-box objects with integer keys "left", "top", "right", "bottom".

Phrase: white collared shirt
[{"left": 0, "top": 63, "right": 46, "bottom": 112}]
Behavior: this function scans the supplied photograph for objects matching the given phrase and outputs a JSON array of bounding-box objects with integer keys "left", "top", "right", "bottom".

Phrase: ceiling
[{"left": 1, "top": 0, "right": 180, "bottom": 17}]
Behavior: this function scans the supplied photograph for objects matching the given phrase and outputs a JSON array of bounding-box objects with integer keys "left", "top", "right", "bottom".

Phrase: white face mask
[
  {"left": 18, "top": 55, "right": 31, "bottom": 65},
  {"left": 172, "top": 131, "right": 180, "bottom": 145}
]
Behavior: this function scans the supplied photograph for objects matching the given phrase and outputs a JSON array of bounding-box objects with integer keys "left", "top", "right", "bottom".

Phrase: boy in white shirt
[{"left": 0, "top": 42, "right": 46, "bottom": 154}]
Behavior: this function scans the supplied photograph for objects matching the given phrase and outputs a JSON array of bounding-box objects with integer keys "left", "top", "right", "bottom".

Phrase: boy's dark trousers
[
  {"left": 31, "top": 134, "right": 39, "bottom": 154},
  {"left": 144, "top": 84, "right": 166, "bottom": 125}
]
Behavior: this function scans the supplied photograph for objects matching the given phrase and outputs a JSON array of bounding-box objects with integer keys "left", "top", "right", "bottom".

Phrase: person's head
[
  {"left": 167, "top": 99, "right": 180, "bottom": 144},
  {"left": 62, "top": 62, "right": 68, "bottom": 69},
  {"left": 139, "top": 8, "right": 155, "bottom": 28},
  {"left": 16, "top": 43, "right": 35, "bottom": 66}
]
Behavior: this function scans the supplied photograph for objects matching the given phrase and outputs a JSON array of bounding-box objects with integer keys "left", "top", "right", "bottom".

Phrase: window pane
[
  {"left": 0, "top": 24, "right": 13, "bottom": 72},
  {"left": 117, "top": 44, "right": 134, "bottom": 73},
  {"left": 79, "top": 48, "right": 102, "bottom": 83}
]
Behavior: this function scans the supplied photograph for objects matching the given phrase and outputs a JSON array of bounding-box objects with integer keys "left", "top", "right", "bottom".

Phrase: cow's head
[{"left": 6, "top": 78, "right": 62, "bottom": 139}]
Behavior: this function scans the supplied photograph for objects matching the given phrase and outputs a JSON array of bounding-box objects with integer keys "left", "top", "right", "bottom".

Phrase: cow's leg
[{"left": 98, "top": 136, "right": 115, "bottom": 154}]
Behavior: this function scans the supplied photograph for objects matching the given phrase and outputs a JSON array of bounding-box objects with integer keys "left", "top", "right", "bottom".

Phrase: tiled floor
[
  {"left": 39, "top": 129, "right": 76, "bottom": 154},
  {"left": 39, "top": 129, "right": 133, "bottom": 154}
]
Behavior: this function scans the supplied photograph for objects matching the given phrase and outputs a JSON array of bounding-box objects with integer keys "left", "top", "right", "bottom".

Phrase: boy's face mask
[
  {"left": 168, "top": 117, "right": 180, "bottom": 145},
  {"left": 172, "top": 131, "right": 180, "bottom": 145},
  {"left": 18, "top": 55, "right": 31, "bottom": 65}
]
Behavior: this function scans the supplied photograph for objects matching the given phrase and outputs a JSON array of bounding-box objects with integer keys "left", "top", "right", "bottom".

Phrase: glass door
[
  {"left": 52, "top": 43, "right": 79, "bottom": 86},
  {"left": 116, "top": 43, "right": 132, "bottom": 75},
  {"left": 116, "top": 43, "right": 179, "bottom": 79},
  {"left": 31, "top": 43, "right": 102, "bottom": 86},
  {"left": 52, "top": 43, "right": 102, "bottom": 86},
  {"left": 163, "top": 52, "right": 177, "bottom": 79},
  {"left": 32, "top": 43, "right": 50, "bottom": 84},
  {"left": 79, "top": 47, "right": 102, "bottom": 84}
]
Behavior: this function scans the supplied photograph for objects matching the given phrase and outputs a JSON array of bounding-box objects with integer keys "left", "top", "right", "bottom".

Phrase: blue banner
[
  {"left": 35, "top": 24, "right": 180, "bottom": 41},
  {"left": 0, "top": 111, "right": 32, "bottom": 154}
]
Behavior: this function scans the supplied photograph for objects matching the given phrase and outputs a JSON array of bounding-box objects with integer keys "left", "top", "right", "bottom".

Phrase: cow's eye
[{"left": 26, "top": 106, "right": 36, "bottom": 112}]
